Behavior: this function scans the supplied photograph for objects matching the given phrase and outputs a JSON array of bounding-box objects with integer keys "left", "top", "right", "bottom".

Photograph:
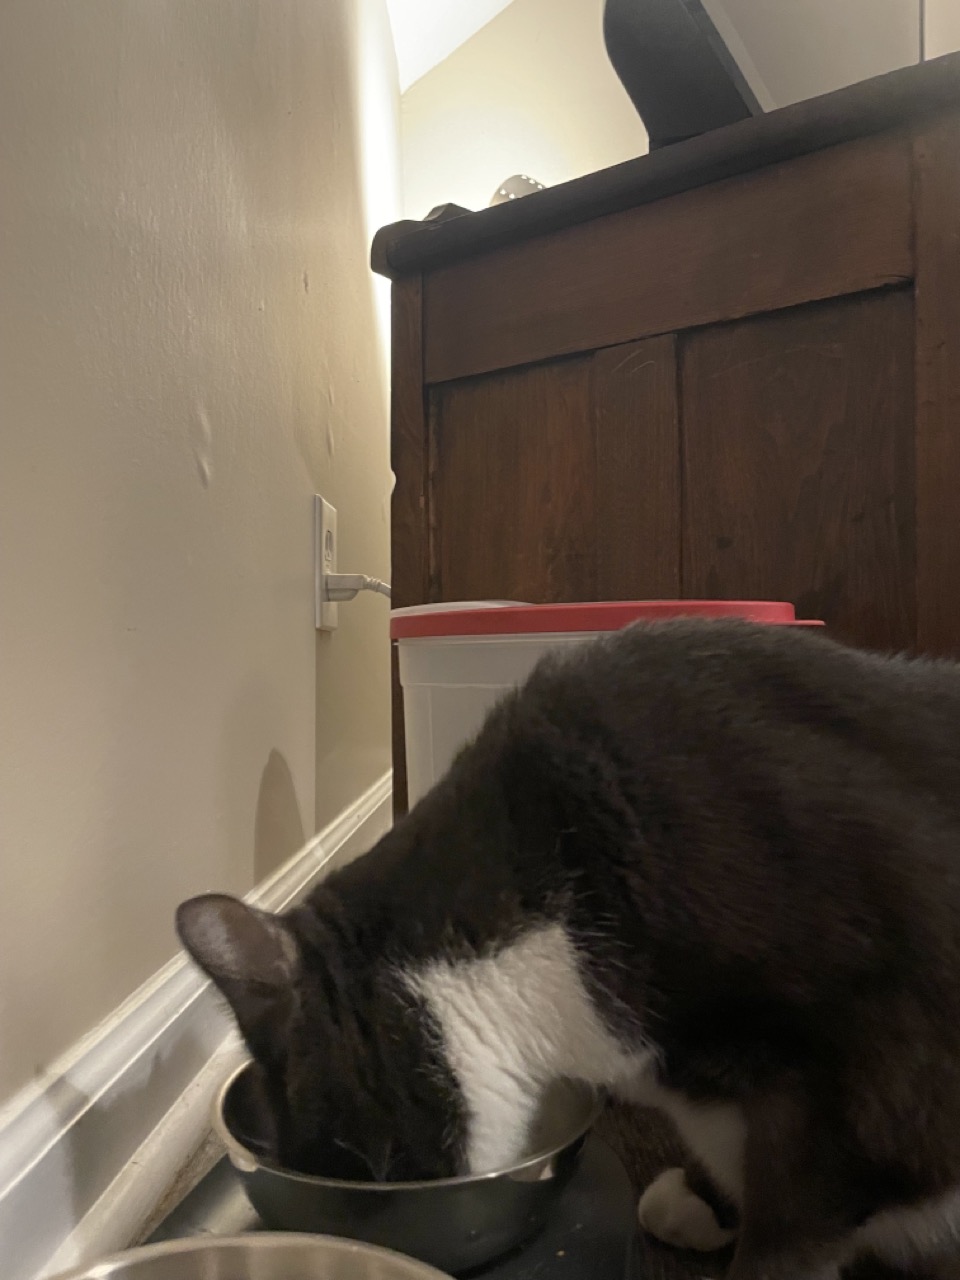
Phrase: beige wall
[
  {"left": 400, "top": 0, "right": 648, "bottom": 219},
  {"left": 0, "top": 0, "right": 398, "bottom": 1105},
  {"left": 926, "top": 0, "right": 960, "bottom": 57}
]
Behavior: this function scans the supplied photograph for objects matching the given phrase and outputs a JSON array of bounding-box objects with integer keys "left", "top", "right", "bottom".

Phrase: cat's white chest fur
[{"left": 404, "top": 922, "right": 650, "bottom": 1173}]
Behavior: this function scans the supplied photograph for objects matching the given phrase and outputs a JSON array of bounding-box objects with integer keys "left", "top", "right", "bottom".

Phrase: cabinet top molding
[{"left": 371, "top": 50, "right": 960, "bottom": 281}]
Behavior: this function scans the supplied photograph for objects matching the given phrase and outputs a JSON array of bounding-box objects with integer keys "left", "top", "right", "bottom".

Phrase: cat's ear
[{"left": 176, "top": 894, "right": 298, "bottom": 1060}]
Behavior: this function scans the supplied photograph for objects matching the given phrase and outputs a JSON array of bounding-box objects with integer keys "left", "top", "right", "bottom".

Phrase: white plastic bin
[{"left": 391, "top": 600, "right": 822, "bottom": 806}]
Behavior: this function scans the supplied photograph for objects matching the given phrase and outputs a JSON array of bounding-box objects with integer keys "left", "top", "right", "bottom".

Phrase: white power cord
[{"left": 324, "top": 573, "right": 392, "bottom": 603}]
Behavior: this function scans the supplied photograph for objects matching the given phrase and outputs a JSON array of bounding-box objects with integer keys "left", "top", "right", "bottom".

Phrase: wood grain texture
[
  {"left": 431, "top": 358, "right": 597, "bottom": 603},
  {"left": 372, "top": 52, "right": 960, "bottom": 280},
  {"left": 423, "top": 134, "right": 912, "bottom": 383},
  {"left": 914, "top": 112, "right": 960, "bottom": 657},
  {"left": 389, "top": 276, "right": 426, "bottom": 814},
  {"left": 593, "top": 336, "right": 681, "bottom": 600},
  {"left": 681, "top": 290, "right": 916, "bottom": 650}
]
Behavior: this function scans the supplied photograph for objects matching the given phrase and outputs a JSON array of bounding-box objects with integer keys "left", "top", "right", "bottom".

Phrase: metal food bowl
[
  {"left": 50, "top": 1233, "right": 453, "bottom": 1279},
  {"left": 215, "top": 1062, "right": 602, "bottom": 1275}
]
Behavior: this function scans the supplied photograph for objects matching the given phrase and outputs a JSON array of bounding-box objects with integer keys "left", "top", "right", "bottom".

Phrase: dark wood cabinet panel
[
  {"left": 422, "top": 135, "right": 912, "bottom": 384},
  {"left": 594, "top": 335, "right": 681, "bottom": 600},
  {"left": 390, "top": 275, "right": 428, "bottom": 612},
  {"left": 389, "top": 275, "right": 428, "bottom": 814},
  {"left": 681, "top": 290, "right": 916, "bottom": 649},
  {"left": 429, "top": 336, "right": 683, "bottom": 605},
  {"left": 431, "top": 358, "right": 598, "bottom": 603},
  {"left": 915, "top": 115, "right": 960, "bottom": 658}
]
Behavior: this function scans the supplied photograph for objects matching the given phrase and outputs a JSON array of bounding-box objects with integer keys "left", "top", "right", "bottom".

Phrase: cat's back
[
  {"left": 493, "top": 620, "right": 960, "bottom": 990},
  {"left": 498, "top": 620, "right": 960, "bottom": 877},
  {"left": 523, "top": 619, "right": 960, "bottom": 763}
]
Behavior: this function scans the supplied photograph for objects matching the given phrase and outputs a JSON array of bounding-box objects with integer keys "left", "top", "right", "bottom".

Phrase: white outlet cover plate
[{"left": 315, "top": 495, "right": 338, "bottom": 631}]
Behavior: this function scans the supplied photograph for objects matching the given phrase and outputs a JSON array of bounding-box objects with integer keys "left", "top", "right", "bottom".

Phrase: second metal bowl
[
  {"left": 51, "top": 1232, "right": 453, "bottom": 1280},
  {"left": 215, "top": 1062, "right": 602, "bottom": 1275}
]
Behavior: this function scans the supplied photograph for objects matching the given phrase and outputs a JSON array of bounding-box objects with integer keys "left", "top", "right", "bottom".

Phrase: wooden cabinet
[
  {"left": 680, "top": 290, "right": 917, "bottom": 650},
  {"left": 374, "top": 54, "right": 960, "bottom": 809},
  {"left": 430, "top": 339, "right": 680, "bottom": 605}
]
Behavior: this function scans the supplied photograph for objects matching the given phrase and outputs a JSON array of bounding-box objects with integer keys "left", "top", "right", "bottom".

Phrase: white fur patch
[
  {"left": 638, "top": 1167, "right": 738, "bottom": 1251},
  {"left": 627, "top": 1067, "right": 746, "bottom": 1203},
  {"left": 405, "top": 923, "right": 649, "bottom": 1173}
]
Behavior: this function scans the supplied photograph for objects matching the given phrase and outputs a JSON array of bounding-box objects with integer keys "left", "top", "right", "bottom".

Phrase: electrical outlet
[{"left": 314, "top": 495, "right": 338, "bottom": 631}]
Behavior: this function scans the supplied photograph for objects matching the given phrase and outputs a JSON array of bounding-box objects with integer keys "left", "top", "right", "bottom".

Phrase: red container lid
[{"left": 390, "top": 600, "right": 823, "bottom": 640}]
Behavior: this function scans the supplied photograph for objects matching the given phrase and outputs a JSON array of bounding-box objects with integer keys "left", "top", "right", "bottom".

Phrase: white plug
[
  {"left": 314, "top": 496, "right": 391, "bottom": 632},
  {"left": 324, "top": 573, "right": 392, "bottom": 602}
]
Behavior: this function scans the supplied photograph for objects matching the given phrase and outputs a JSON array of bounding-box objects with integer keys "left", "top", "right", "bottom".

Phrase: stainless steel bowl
[
  {"left": 215, "top": 1062, "right": 602, "bottom": 1275},
  {"left": 50, "top": 1233, "right": 453, "bottom": 1279}
]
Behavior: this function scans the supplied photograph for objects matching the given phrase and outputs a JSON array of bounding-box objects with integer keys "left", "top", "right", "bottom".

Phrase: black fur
[{"left": 178, "top": 620, "right": 960, "bottom": 1279}]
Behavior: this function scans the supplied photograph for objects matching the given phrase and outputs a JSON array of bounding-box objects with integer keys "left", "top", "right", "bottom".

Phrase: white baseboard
[{"left": 0, "top": 772, "right": 393, "bottom": 1280}]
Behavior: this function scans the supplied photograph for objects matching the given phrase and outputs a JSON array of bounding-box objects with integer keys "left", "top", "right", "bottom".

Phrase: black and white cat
[{"left": 178, "top": 620, "right": 960, "bottom": 1280}]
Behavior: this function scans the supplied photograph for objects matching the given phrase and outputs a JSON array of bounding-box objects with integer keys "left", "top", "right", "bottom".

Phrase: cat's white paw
[{"left": 638, "top": 1167, "right": 738, "bottom": 1252}]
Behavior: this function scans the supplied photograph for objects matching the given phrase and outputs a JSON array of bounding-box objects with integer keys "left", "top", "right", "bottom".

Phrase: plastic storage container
[{"left": 391, "top": 600, "right": 822, "bottom": 806}]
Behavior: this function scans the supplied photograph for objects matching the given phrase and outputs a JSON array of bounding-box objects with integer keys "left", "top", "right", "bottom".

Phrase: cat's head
[{"left": 176, "top": 893, "right": 467, "bottom": 1182}]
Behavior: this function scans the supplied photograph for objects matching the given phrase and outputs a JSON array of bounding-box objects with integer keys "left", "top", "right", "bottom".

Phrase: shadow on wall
[
  {"left": 218, "top": 670, "right": 309, "bottom": 890},
  {"left": 255, "top": 748, "right": 307, "bottom": 883}
]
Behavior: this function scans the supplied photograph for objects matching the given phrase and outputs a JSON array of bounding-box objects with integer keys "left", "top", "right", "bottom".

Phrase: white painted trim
[{"left": 0, "top": 772, "right": 393, "bottom": 1280}]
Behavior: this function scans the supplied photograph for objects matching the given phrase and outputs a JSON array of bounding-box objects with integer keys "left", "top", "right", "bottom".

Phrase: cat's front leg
[
  {"left": 630, "top": 1079, "right": 744, "bottom": 1252},
  {"left": 639, "top": 1166, "right": 739, "bottom": 1251}
]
